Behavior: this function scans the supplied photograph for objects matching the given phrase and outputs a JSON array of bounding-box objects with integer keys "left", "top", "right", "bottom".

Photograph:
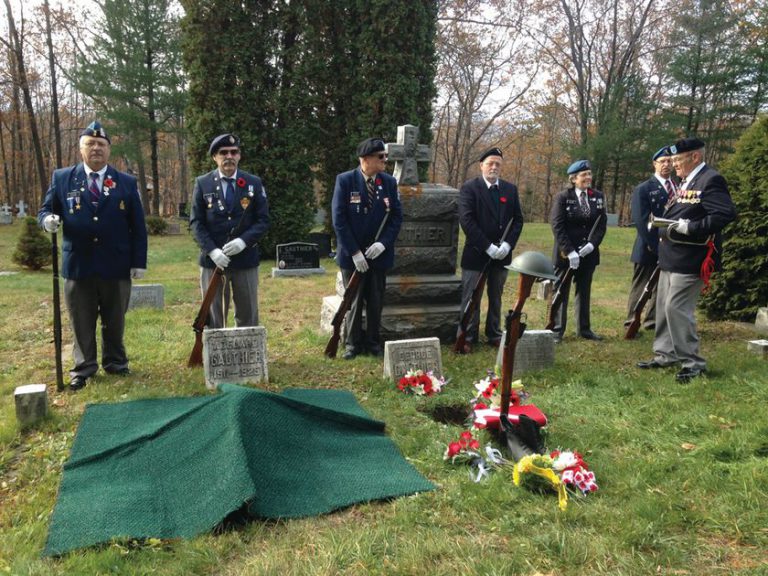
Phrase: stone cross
[
  {"left": 385, "top": 124, "right": 431, "bottom": 186},
  {"left": 0, "top": 203, "right": 11, "bottom": 216},
  {"left": 16, "top": 200, "right": 28, "bottom": 218}
]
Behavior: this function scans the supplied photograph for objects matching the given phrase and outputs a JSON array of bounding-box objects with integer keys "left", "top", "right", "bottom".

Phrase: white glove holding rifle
[
  {"left": 578, "top": 242, "right": 594, "bottom": 258},
  {"left": 222, "top": 238, "right": 246, "bottom": 256},
  {"left": 209, "top": 248, "right": 230, "bottom": 269},
  {"left": 495, "top": 241, "right": 511, "bottom": 260},
  {"left": 43, "top": 214, "right": 60, "bottom": 233},
  {"left": 352, "top": 251, "right": 369, "bottom": 273},
  {"left": 485, "top": 244, "right": 500, "bottom": 260},
  {"left": 567, "top": 250, "right": 580, "bottom": 270},
  {"left": 364, "top": 242, "right": 385, "bottom": 260}
]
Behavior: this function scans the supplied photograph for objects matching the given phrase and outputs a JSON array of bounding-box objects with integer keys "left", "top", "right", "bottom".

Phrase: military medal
[
  {"left": 119, "top": 200, "right": 125, "bottom": 210},
  {"left": 240, "top": 197, "right": 249, "bottom": 209},
  {"left": 218, "top": 199, "right": 225, "bottom": 211}
]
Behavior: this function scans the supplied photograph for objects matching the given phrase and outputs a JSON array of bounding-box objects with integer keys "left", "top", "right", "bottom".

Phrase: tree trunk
[{"left": 43, "top": 0, "right": 63, "bottom": 169}]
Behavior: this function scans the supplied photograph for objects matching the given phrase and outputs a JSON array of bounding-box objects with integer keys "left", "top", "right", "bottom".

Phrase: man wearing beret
[
  {"left": 624, "top": 146, "right": 676, "bottom": 333},
  {"left": 332, "top": 137, "right": 403, "bottom": 359},
  {"left": 637, "top": 137, "right": 736, "bottom": 382},
  {"left": 550, "top": 159, "right": 607, "bottom": 342},
  {"left": 38, "top": 121, "right": 148, "bottom": 391},
  {"left": 189, "top": 134, "right": 270, "bottom": 329},
  {"left": 456, "top": 147, "right": 524, "bottom": 353}
]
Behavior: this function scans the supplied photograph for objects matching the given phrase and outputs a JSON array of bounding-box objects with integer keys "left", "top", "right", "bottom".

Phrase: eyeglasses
[
  {"left": 377, "top": 153, "right": 388, "bottom": 160},
  {"left": 217, "top": 149, "right": 240, "bottom": 157}
]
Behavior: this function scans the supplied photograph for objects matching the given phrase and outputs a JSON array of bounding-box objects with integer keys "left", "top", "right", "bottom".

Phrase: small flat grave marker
[
  {"left": 128, "top": 284, "right": 164, "bottom": 310},
  {"left": 15, "top": 384, "right": 48, "bottom": 426},
  {"left": 203, "top": 326, "right": 268, "bottom": 390},
  {"left": 383, "top": 337, "right": 442, "bottom": 380}
]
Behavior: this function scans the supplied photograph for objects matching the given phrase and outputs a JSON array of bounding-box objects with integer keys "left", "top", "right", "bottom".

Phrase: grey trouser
[
  {"left": 626, "top": 262, "right": 658, "bottom": 330},
  {"left": 65, "top": 277, "right": 132, "bottom": 378},
  {"left": 458, "top": 266, "right": 509, "bottom": 343},
  {"left": 652, "top": 271, "right": 706, "bottom": 370},
  {"left": 200, "top": 266, "right": 260, "bottom": 329},
  {"left": 341, "top": 267, "right": 386, "bottom": 353}
]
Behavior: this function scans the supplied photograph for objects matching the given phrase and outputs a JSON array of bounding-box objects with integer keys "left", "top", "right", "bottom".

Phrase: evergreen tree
[
  {"left": 700, "top": 115, "right": 768, "bottom": 321},
  {"left": 13, "top": 216, "right": 52, "bottom": 270}
]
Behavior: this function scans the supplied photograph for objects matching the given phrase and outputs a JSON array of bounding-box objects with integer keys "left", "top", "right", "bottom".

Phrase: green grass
[{"left": 0, "top": 221, "right": 766, "bottom": 575}]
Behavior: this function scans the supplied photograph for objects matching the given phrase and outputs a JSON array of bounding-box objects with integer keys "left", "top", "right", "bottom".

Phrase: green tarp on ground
[{"left": 44, "top": 384, "right": 434, "bottom": 556}]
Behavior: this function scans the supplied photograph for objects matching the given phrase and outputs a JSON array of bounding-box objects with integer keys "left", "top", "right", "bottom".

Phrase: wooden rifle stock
[
  {"left": 188, "top": 267, "right": 225, "bottom": 367},
  {"left": 324, "top": 271, "right": 363, "bottom": 358},
  {"left": 500, "top": 274, "right": 536, "bottom": 415},
  {"left": 51, "top": 231, "right": 64, "bottom": 391},
  {"left": 624, "top": 265, "right": 661, "bottom": 340}
]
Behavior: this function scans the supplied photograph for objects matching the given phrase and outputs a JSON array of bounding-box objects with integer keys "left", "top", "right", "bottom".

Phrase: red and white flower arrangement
[
  {"left": 512, "top": 450, "right": 598, "bottom": 511},
  {"left": 444, "top": 430, "right": 505, "bottom": 482},
  {"left": 550, "top": 450, "right": 598, "bottom": 495},
  {"left": 396, "top": 369, "right": 445, "bottom": 396}
]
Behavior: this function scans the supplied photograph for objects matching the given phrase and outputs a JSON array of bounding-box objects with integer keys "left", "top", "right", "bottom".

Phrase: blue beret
[
  {"left": 567, "top": 159, "right": 590, "bottom": 175},
  {"left": 356, "top": 137, "right": 385, "bottom": 157},
  {"left": 670, "top": 137, "right": 705, "bottom": 155},
  {"left": 209, "top": 133, "right": 240, "bottom": 156},
  {"left": 479, "top": 147, "right": 503, "bottom": 162},
  {"left": 652, "top": 146, "right": 672, "bottom": 161},
  {"left": 80, "top": 121, "right": 110, "bottom": 144}
]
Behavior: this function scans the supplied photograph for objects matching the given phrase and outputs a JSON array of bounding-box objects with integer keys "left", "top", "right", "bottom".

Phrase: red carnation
[
  {"left": 500, "top": 196, "right": 507, "bottom": 203},
  {"left": 447, "top": 442, "right": 462, "bottom": 457},
  {"left": 375, "top": 177, "right": 382, "bottom": 186},
  {"left": 104, "top": 177, "right": 115, "bottom": 189},
  {"left": 460, "top": 431, "right": 473, "bottom": 440},
  {"left": 588, "top": 189, "right": 594, "bottom": 197},
  {"left": 237, "top": 177, "right": 246, "bottom": 188},
  {"left": 474, "top": 402, "right": 487, "bottom": 410},
  {"left": 469, "top": 439, "right": 480, "bottom": 450}
]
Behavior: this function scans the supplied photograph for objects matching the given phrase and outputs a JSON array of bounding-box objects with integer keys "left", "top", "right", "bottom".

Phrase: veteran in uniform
[
  {"left": 189, "top": 133, "right": 270, "bottom": 329},
  {"left": 624, "top": 146, "right": 675, "bottom": 333},
  {"left": 38, "top": 121, "right": 148, "bottom": 391},
  {"left": 332, "top": 137, "right": 403, "bottom": 359},
  {"left": 456, "top": 147, "right": 524, "bottom": 352},
  {"left": 637, "top": 137, "right": 736, "bottom": 382},
  {"left": 549, "top": 159, "right": 607, "bottom": 342}
]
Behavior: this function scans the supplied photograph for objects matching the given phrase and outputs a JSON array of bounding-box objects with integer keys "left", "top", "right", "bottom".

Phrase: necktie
[
  {"left": 365, "top": 177, "right": 377, "bottom": 209},
  {"left": 490, "top": 184, "right": 501, "bottom": 221},
  {"left": 223, "top": 178, "right": 235, "bottom": 211},
  {"left": 664, "top": 180, "right": 677, "bottom": 209},
  {"left": 579, "top": 191, "right": 590, "bottom": 216},
  {"left": 89, "top": 172, "right": 100, "bottom": 205}
]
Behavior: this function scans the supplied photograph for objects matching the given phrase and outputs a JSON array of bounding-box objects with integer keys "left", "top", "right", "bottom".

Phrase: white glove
[
  {"left": 222, "top": 238, "right": 246, "bottom": 256},
  {"left": 130, "top": 268, "right": 146, "bottom": 280},
  {"left": 352, "top": 251, "right": 369, "bottom": 273},
  {"left": 43, "top": 214, "right": 60, "bottom": 233},
  {"left": 495, "top": 241, "right": 511, "bottom": 260},
  {"left": 567, "top": 250, "right": 580, "bottom": 270},
  {"left": 672, "top": 219, "right": 690, "bottom": 235},
  {"left": 209, "top": 248, "right": 231, "bottom": 269},
  {"left": 485, "top": 244, "right": 500, "bottom": 259},
  {"left": 365, "top": 242, "right": 385, "bottom": 260},
  {"left": 578, "top": 242, "right": 594, "bottom": 258}
]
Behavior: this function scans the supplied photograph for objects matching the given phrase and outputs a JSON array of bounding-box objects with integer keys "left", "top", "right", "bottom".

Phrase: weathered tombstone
[
  {"left": 383, "top": 337, "right": 443, "bottom": 380},
  {"left": 272, "top": 242, "right": 325, "bottom": 277},
  {"left": 747, "top": 339, "right": 768, "bottom": 357},
  {"left": 203, "top": 326, "right": 268, "bottom": 390},
  {"left": 536, "top": 279, "right": 553, "bottom": 301},
  {"left": 321, "top": 124, "right": 462, "bottom": 344},
  {"left": 0, "top": 204, "right": 12, "bottom": 225},
  {"left": 15, "top": 384, "right": 48, "bottom": 426},
  {"left": 128, "top": 284, "right": 165, "bottom": 310},
  {"left": 494, "top": 330, "right": 556, "bottom": 377},
  {"left": 755, "top": 307, "right": 768, "bottom": 335},
  {"left": 16, "top": 200, "right": 28, "bottom": 219},
  {"left": 166, "top": 221, "right": 182, "bottom": 235},
  {"left": 606, "top": 213, "right": 619, "bottom": 227}
]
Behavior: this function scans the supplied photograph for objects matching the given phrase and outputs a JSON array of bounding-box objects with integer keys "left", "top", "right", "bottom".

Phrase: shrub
[
  {"left": 145, "top": 216, "right": 168, "bottom": 236},
  {"left": 13, "top": 216, "right": 52, "bottom": 270}
]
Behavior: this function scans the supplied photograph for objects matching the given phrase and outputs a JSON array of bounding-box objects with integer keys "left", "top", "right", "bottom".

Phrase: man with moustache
[
  {"left": 624, "top": 146, "right": 675, "bottom": 334},
  {"left": 637, "top": 137, "right": 736, "bottom": 382},
  {"left": 189, "top": 133, "right": 270, "bottom": 329},
  {"left": 332, "top": 137, "right": 403, "bottom": 360},
  {"left": 456, "top": 147, "right": 524, "bottom": 353},
  {"left": 38, "top": 121, "right": 147, "bottom": 391}
]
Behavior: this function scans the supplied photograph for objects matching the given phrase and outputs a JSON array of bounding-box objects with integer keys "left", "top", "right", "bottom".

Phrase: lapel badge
[
  {"left": 240, "top": 197, "right": 250, "bottom": 209},
  {"left": 119, "top": 200, "right": 125, "bottom": 210}
]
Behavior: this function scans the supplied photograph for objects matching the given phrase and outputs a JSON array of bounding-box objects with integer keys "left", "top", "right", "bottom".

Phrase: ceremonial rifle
[
  {"left": 188, "top": 192, "right": 258, "bottom": 367},
  {"left": 51, "top": 230, "right": 64, "bottom": 391},
  {"left": 545, "top": 212, "right": 604, "bottom": 331},
  {"left": 324, "top": 207, "right": 391, "bottom": 359},
  {"left": 454, "top": 216, "right": 516, "bottom": 353},
  {"left": 624, "top": 265, "right": 661, "bottom": 340}
]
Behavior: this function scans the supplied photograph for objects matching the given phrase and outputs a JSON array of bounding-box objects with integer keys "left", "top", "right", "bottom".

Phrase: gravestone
[
  {"left": 308, "top": 232, "right": 332, "bottom": 258},
  {"left": 747, "top": 339, "right": 768, "bottom": 357},
  {"left": 166, "top": 221, "right": 182, "bottom": 235},
  {"left": 272, "top": 242, "right": 325, "bottom": 277},
  {"left": 494, "top": 330, "right": 556, "bottom": 377},
  {"left": 0, "top": 204, "right": 12, "bottom": 225},
  {"left": 606, "top": 213, "right": 619, "bottom": 227},
  {"left": 15, "top": 384, "right": 48, "bottom": 426},
  {"left": 16, "top": 200, "right": 28, "bottom": 218},
  {"left": 128, "top": 284, "right": 164, "bottom": 310},
  {"left": 755, "top": 307, "right": 768, "bottom": 335},
  {"left": 383, "top": 337, "right": 442, "bottom": 380},
  {"left": 320, "top": 124, "right": 462, "bottom": 343},
  {"left": 203, "top": 326, "right": 268, "bottom": 390},
  {"left": 536, "top": 279, "right": 553, "bottom": 301}
]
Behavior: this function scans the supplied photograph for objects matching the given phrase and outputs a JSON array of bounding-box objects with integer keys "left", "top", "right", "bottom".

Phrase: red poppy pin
[
  {"left": 500, "top": 196, "right": 507, "bottom": 203},
  {"left": 104, "top": 177, "right": 116, "bottom": 189},
  {"left": 237, "top": 177, "right": 246, "bottom": 188},
  {"left": 375, "top": 177, "right": 382, "bottom": 186},
  {"left": 588, "top": 189, "right": 594, "bottom": 197}
]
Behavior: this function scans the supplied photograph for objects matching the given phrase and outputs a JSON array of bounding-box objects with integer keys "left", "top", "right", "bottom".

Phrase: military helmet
[{"left": 506, "top": 251, "right": 558, "bottom": 281}]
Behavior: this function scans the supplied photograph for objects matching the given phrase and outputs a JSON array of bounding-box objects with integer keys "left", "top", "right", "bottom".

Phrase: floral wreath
[{"left": 396, "top": 369, "right": 446, "bottom": 396}]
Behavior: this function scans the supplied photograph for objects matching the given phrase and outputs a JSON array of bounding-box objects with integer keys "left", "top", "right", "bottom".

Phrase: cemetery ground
[{"left": 0, "top": 222, "right": 766, "bottom": 576}]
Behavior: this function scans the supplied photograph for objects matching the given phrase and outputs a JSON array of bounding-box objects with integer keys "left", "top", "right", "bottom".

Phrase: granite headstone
[
  {"left": 128, "top": 284, "right": 164, "bottom": 310},
  {"left": 383, "top": 337, "right": 442, "bottom": 380},
  {"left": 272, "top": 242, "right": 325, "bottom": 277},
  {"left": 203, "top": 326, "right": 268, "bottom": 390}
]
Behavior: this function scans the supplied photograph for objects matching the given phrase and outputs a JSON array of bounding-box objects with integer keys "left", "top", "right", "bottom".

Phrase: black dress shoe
[
  {"left": 637, "top": 359, "right": 666, "bottom": 369},
  {"left": 368, "top": 347, "right": 383, "bottom": 358},
  {"left": 579, "top": 331, "right": 602, "bottom": 341},
  {"left": 552, "top": 334, "right": 562, "bottom": 344},
  {"left": 342, "top": 350, "right": 357, "bottom": 360},
  {"left": 69, "top": 376, "right": 87, "bottom": 391},
  {"left": 106, "top": 367, "right": 130, "bottom": 376},
  {"left": 676, "top": 367, "right": 705, "bottom": 383}
]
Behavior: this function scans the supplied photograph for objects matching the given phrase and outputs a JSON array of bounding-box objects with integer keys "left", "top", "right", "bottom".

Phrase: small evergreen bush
[
  {"left": 12, "top": 216, "right": 52, "bottom": 270},
  {"left": 145, "top": 216, "right": 168, "bottom": 236}
]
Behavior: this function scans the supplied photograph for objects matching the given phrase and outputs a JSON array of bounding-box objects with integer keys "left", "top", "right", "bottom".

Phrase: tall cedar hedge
[
  {"left": 700, "top": 115, "right": 768, "bottom": 320},
  {"left": 180, "top": 0, "right": 437, "bottom": 252}
]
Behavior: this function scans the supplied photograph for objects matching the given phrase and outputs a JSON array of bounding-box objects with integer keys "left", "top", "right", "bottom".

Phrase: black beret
[
  {"left": 209, "top": 133, "right": 240, "bottom": 156},
  {"left": 479, "top": 147, "right": 503, "bottom": 162},
  {"left": 652, "top": 146, "right": 672, "bottom": 161},
  {"left": 80, "top": 121, "right": 110, "bottom": 144},
  {"left": 670, "top": 137, "right": 705, "bottom": 155},
  {"left": 567, "top": 159, "right": 591, "bottom": 175},
  {"left": 356, "top": 137, "right": 386, "bottom": 157}
]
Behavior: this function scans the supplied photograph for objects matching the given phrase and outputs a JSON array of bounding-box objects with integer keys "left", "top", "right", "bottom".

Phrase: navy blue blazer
[
  {"left": 550, "top": 187, "right": 607, "bottom": 267},
  {"left": 38, "top": 163, "right": 147, "bottom": 280},
  {"left": 189, "top": 169, "right": 270, "bottom": 269},
  {"left": 659, "top": 165, "right": 736, "bottom": 274},
  {"left": 630, "top": 176, "right": 669, "bottom": 265},
  {"left": 332, "top": 168, "right": 403, "bottom": 270},
  {"left": 459, "top": 176, "right": 524, "bottom": 271}
]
